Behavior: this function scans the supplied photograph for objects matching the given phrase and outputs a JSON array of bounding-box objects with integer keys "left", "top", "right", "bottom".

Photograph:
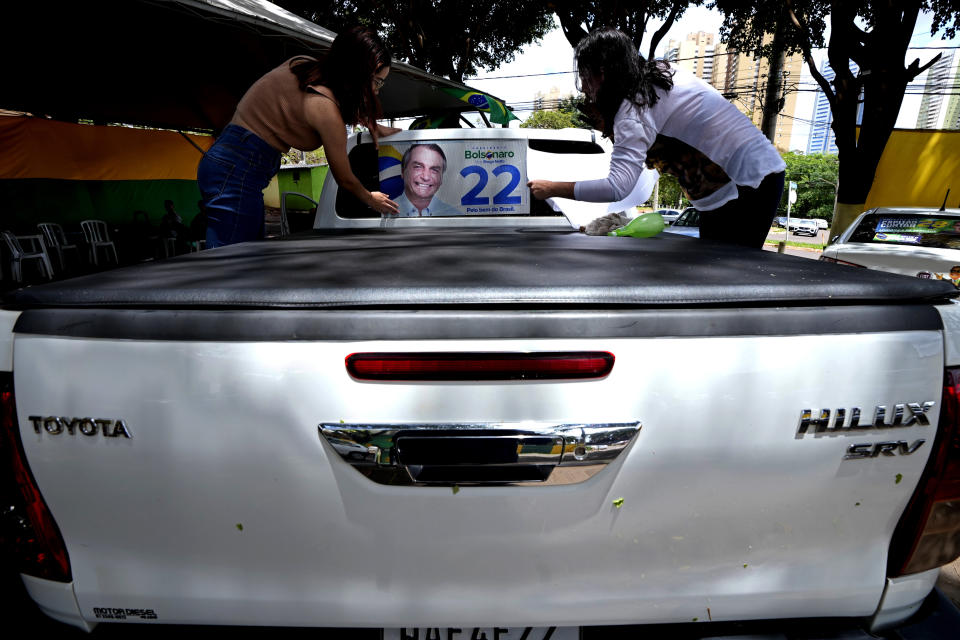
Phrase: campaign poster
[
  {"left": 378, "top": 140, "right": 528, "bottom": 217},
  {"left": 873, "top": 217, "right": 960, "bottom": 247}
]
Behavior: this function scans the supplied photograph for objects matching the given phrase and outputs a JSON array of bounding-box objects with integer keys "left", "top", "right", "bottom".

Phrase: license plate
[{"left": 383, "top": 628, "right": 579, "bottom": 640}]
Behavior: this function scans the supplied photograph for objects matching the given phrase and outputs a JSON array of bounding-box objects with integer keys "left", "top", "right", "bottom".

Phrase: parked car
[
  {"left": 773, "top": 216, "right": 789, "bottom": 228},
  {"left": 789, "top": 219, "right": 820, "bottom": 237},
  {"left": 653, "top": 208, "right": 681, "bottom": 224},
  {"left": 820, "top": 206, "right": 960, "bottom": 283},
  {"left": 662, "top": 206, "right": 699, "bottom": 237}
]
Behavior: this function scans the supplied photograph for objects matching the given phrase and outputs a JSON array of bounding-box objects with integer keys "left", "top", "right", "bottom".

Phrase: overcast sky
[{"left": 457, "top": 7, "right": 958, "bottom": 150}]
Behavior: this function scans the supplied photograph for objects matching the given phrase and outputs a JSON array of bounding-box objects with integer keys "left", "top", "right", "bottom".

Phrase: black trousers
[{"left": 698, "top": 171, "right": 785, "bottom": 249}]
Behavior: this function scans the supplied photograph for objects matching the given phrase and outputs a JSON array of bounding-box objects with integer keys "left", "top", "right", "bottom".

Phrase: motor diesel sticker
[{"left": 93, "top": 607, "right": 157, "bottom": 620}]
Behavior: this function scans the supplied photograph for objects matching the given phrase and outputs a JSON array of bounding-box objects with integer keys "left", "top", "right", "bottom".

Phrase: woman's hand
[
  {"left": 371, "top": 124, "right": 402, "bottom": 149},
  {"left": 377, "top": 124, "right": 402, "bottom": 138},
  {"left": 370, "top": 191, "right": 399, "bottom": 216},
  {"left": 527, "top": 180, "right": 575, "bottom": 200}
]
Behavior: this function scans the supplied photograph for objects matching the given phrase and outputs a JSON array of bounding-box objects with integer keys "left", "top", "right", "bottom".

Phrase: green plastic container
[{"left": 607, "top": 212, "right": 665, "bottom": 238}]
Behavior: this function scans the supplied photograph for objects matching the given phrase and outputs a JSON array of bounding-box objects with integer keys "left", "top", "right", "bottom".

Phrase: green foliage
[
  {"left": 779, "top": 152, "right": 838, "bottom": 221},
  {"left": 281, "top": 148, "right": 326, "bottom": 166},
  {"left": 548, "top": 1, "right": 704, "bottom": 57},
  {"left": 655, "top": 151, "right": 837, "bottom": 219},
  {"left": 520, "top": 110, "right": 582, "bottom": 129},
  {"left": 655, "top": 173, "right": 687, "bottom": 209},
  {"left": 557, "top": 95, "right": 589, "bottom": 129},
  {"left": 274, "top": 1, "right": 553, "bottom": 82},
  {"left": 712, "top": 2, "right": 960, "bottom": 208},
  {"left": 521, "top": 95, "right": 590, "bottom": 130},
  {"left": 713, "top": 1, "right": 828, "bottom": 59}
]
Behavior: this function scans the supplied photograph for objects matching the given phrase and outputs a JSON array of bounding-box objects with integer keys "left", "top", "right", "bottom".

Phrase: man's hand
[{"left": 527, "top": 180, "right": 575, "bottom": 200}]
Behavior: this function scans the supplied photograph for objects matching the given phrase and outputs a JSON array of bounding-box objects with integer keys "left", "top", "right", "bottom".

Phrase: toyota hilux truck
[{"left": 2, "top": 127, "right": 960, "bottom": 639}]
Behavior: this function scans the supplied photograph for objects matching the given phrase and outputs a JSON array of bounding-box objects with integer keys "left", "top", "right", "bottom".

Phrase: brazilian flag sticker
[
  {"left": 378, "top": 145, "right": 404, "bottom": 200},
  {"left": 440, "top": 88, "right": 518, "bottom": 125}
]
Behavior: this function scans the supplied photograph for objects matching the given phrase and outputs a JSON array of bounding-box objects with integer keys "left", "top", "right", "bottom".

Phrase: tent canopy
[{"left": 1, "top": 0, "right": 510, "bottom": 132}]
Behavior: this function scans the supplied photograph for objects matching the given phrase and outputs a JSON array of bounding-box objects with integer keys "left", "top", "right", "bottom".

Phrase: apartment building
[
  {"left": 665, "top": 32, "right": 803, "bottom": 151},
  {"left": 916, "top": 50, "right": 960, "bottom": 130},
  {"left": 806, "top": 59, "right": 863, "bottom": 155}
]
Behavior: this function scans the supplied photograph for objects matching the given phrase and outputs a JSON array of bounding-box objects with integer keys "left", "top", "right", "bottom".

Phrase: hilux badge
[
  {"left": 27, "top": 416, "right": 132, "bottom": 439},
  {"left": 796, "top": 402, "right": 935, "bottom": 438}
]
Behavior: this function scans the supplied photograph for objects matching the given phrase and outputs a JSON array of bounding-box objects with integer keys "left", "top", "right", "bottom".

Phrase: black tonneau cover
[{"left": 4, "top": 230, "right": 957, "bottom": 309}]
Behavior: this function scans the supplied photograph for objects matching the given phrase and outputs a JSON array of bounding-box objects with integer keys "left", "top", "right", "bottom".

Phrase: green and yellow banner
[
  {"left": 864, "top": 128, "right": 960, "bottom": 210},
  {"left": 0, "top": 116, "right": 213, "bottom": 228}
]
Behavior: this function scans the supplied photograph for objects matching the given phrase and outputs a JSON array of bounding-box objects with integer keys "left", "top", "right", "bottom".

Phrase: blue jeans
[{"left": 197, "top": 124, "right": 281, "bottom": 248}]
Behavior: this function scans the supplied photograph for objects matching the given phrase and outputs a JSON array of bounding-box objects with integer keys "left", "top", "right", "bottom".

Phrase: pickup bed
[{"left": 3, "top": 128, "right": 960, "bottom": 637}]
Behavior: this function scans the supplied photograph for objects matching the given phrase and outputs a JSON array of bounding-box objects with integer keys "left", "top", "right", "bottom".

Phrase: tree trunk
[{"left": 828, "top": 2, "right": 932, "bottom": 237}]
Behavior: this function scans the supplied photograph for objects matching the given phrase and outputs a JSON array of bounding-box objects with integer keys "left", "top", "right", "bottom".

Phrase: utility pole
[{"left": 761, "top": 6, "right": 788, "bottom": 143}]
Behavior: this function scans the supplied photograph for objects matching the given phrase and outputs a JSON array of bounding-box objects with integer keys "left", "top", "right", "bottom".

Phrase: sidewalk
[{"left": 762, "top": 240, "right": 823, "bottom": 259}]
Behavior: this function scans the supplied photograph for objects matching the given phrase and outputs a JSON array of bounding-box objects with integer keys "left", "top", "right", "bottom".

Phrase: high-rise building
[
  {"left": 664, "top": 31, "right": 804, "bottom": 151},
  {"left": 806, "top": 59, "right": 863, "bottom": 155},
  {"left": 916, "top": 51, "right": 960, "bottom": 130},
  {"left": 666, "top": 32, "right": 715, "bottom": 85}
]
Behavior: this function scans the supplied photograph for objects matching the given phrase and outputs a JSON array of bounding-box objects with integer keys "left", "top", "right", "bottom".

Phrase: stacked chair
[
  {"left": 80, "top": 219, "right": 119, "bottom": 266},
  {"left": 37, "top": 222, "right": 81, "bottom": 274},
  {"left": 1, "top": 230, "right": 54, "bottom": 283}
]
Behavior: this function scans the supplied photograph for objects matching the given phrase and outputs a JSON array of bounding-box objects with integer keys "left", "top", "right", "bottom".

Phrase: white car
[
  {"left": 662, "top": 206, "right": 699, "bottom": 237},
  {"left": 789, "top": 219, "right": 820, "bottom": 237},
  {"left": 820, "top": 206, "right": 960, "bottom": 283},
  {"left": 653, "top": 208, "right": 681, "bottom": 224}
]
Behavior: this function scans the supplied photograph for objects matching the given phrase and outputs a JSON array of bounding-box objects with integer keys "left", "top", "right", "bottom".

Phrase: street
[{"left": 767, "top": 227, "right": 831, "bottom": 246}]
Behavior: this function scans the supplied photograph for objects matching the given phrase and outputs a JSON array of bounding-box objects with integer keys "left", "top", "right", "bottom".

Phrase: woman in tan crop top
[{"left": 197, "top": 26, "right": 400, "bottom": 248}]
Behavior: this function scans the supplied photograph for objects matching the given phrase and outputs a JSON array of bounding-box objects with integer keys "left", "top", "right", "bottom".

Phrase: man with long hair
[{"left": 528, "top": 29, "right": 785, "bottom": 249}]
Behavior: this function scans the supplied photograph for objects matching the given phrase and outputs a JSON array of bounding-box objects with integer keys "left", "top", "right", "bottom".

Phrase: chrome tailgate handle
[{"left": 318, "top": 422, "right": 641, "bottom": 486}]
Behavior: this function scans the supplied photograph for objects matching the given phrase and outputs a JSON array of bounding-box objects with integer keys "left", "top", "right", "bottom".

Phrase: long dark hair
[
  {"left": 290, "top": 25, "right": 391, "bottom": 130},
  {"left": 575, "top": 29, "right": 674, "bottom": 139}
]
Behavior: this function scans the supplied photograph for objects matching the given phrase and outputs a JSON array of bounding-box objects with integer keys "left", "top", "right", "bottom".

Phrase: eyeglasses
[{"left": 373, "top": 77, "right": 386, "bottom": 90}]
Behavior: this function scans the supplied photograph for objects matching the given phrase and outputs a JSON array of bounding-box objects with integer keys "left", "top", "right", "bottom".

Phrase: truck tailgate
[{"left": 10, "top": 306, "right": 945, "bottom": 627}]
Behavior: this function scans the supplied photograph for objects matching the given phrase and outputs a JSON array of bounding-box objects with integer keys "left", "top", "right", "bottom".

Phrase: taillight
[
  {"left": 819, "top": 256, "right": 866, "bottom": 268},
  {"left": 346, "top": 352, "right": 615, "bottom": 381},
  {"left": 0, "top": 373, "right": 72, "bottom": 582},
  {"left": 887, "top": 366, "right": 960, "bottom": 576}
]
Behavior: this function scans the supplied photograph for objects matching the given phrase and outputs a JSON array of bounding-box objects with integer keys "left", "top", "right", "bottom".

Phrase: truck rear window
[{"left": 849, "top": 212, "right": 960, "bottom": 248}]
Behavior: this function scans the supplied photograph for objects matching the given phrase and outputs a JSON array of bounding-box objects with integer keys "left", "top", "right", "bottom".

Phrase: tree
[
  {"left": 547, "top": 1, "right": 703, "bottom": 57},
  {"left": 281, "top": 148, "right": 327, "bottom": 166},
  {"left": 520, "top": 93, "right": 593, "bottom": 129},
  {"left": 656, "top": 173, "right": 687, "bottom": 209},
  {"left": 713, "top": 1, "right": 960, "bottom": 235},
  {"left": 520, "top": 109, "right": 582, "bottom": 129},
  {"left": 779, "top": 152, "right": 839, "bottom": 220},
  {"left": 274, "top": 1, "right": 553, "bottom": 83}
]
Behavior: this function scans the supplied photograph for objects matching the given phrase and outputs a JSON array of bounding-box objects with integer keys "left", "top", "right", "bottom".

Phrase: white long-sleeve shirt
[{"left": 574, "top": 67, "right": 785, "bottom": 211}]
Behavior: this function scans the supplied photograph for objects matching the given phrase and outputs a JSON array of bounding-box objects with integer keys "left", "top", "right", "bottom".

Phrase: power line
[{"left": 468, "top": 44, "right": 959, "bottom": 82}]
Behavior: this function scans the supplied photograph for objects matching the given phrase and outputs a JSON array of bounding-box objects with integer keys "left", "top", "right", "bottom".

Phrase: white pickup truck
[{"left": 2, "top": 128, "right": 960, "bottom": 638}]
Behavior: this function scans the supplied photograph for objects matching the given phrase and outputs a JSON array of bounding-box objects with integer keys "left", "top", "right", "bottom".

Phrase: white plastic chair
[
  {"left": 2, "top": 230, "right": 54, "bottom": 282},
  {"left": 80, "top": 220, "right": 118, "bottom": 266},
  {"left": 37, "top": 222, "right": 81, "bottom": 273}
]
